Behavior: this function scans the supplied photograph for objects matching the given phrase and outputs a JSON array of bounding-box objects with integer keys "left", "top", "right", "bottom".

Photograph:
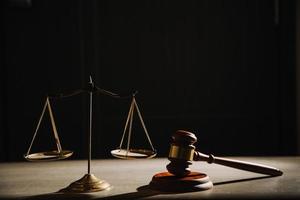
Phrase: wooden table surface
[{"left": 0, "top": 157, "right": 299, "bottom": 200}]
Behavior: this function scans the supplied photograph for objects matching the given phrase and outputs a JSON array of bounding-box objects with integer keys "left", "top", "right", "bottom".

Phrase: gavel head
[{"left": 166, "top": 130, "right": 197, "bottom": 177}]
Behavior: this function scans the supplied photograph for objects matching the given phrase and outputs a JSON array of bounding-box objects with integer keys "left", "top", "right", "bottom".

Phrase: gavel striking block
[
  {"left": 150, "top": 130, "right": 283, "bottom": 192},
  {"left": 167, "top": 130, "right": 283, "bottom": 177}
]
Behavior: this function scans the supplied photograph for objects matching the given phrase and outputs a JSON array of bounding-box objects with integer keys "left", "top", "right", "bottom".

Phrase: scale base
[
  {"left": 150, "top": 171, "right": 213, "bottom": 192},
  {"left": 60, "top": 174, "right": 110, "bottom": 193}
]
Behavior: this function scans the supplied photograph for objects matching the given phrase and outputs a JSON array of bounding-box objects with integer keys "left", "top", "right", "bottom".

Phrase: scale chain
[
  {"left": 118, "top": 96, "right": 155, "bottom": 153},
  {"left": 119, "top": 100, "right": 135, "bottom": 149},
  {"left": 126, "top": 101, "right": 135, "bottom": 156},
  {"left": 26, "top": 97, "right": 49, "bottom": 156},
  {"left": 47, "top": 98, "right": 63, "bottom": 153},
  {"left": 133, "top": 98, "right": 155, "bottom": 151}
]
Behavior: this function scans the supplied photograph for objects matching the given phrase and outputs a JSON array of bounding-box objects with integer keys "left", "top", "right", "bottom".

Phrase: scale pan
[
  {"left": 24, "top": 150, "right": 73, "bottom": 161},
  {"left": 111, "top": 148, "right": 156, "bottom": 159}
]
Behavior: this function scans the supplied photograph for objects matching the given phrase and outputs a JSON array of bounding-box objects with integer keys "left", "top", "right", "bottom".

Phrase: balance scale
[{"left": 24, "top": 76, "right": 156, "bottom": 192}]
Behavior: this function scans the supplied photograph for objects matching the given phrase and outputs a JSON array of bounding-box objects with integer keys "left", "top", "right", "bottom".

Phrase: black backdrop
[{"left": 1, "top": 0, "right": 297, "bottom": 161}]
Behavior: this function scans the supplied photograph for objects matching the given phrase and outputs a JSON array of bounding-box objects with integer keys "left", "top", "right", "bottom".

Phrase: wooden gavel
[{"left": 166, "top": 130, "right": 283, "bottom": 177}]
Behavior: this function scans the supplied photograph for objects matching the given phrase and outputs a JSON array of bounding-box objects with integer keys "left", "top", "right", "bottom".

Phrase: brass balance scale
[{"left": 24, "top": 76, "right": 156, "bottom": 192}]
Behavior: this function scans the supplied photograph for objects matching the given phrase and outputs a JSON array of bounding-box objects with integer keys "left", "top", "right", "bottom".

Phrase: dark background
[{"left": 1, "top": 0, "right": 298, "bottom": 161}]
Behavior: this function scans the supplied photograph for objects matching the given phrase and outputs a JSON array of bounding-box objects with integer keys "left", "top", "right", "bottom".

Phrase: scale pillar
[{"left": 60, "top": 77, "right": 110, "bottom": 193}]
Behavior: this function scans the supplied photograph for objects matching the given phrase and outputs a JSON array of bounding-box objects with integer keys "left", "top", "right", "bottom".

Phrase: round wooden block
[{"left": 150, "top": 172, "right": 213, "bottom": 192}]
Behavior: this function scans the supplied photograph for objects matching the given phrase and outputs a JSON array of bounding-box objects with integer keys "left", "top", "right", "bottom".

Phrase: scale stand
[
  {"left": 24, "top": 76, "right": 156, "bottom": 192},
  {"left": 111, "top": 95, "right": 156, "bottom": 159},
  {"left": 60, "top": 77, "right": 110, "bottom": 193}
]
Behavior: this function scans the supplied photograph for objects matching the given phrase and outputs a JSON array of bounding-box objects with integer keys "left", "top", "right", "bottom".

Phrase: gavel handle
[{"left": 194, "top": 152, "right": 283, "bottom": 176}]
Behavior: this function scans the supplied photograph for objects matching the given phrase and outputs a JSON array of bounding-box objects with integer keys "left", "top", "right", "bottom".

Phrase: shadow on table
[
  {"left": 20, "top": 175, "right": 276, "bottom": 200},
  {"left": 18, "top": 185, "right": 202, "bottom": 200},
  {"left": 19, "top": 186, "right": 175, "bottom": 200},
  {"left": 213, "top": 175, "right": 273, "bottom": 186},
  {"left": 12, "top": 193, "right": 95, "bottom": 200}
]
